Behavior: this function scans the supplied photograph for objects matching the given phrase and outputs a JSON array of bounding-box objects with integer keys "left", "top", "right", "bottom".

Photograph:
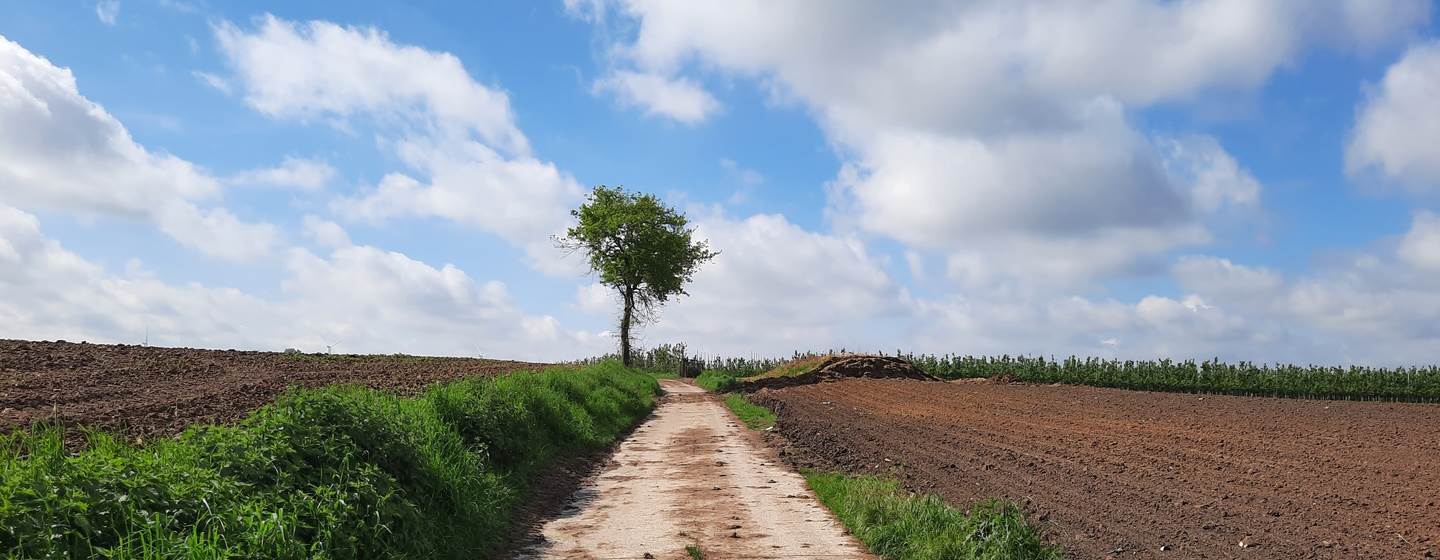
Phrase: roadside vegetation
[
  {"left": 805, "top": 472, "right": 1062, "bottom": 560},
  {"left": 0, "top": 360, "right": 658, "bottom": 559},
  {"left": 722, "top": 394, "right": 776, "bottom": 430},
  {"left": 694, "top": 369, "right": 738, "bottom": 392},
  {"left": 665, "top": 349, "right": 1440, "bottom": 402}
]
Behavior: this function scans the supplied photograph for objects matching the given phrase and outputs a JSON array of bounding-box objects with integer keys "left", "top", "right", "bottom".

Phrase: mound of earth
[{"left": 737, "top": 355, "right": 933, "bottom": 392}]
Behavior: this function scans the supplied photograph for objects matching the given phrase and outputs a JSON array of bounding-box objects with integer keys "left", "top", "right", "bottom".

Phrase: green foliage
[
  {"left": 558, "top": 186, "right": 717, "bottom": 306},
  {"left": 557, "top": 186, "right": 717, "bottom": 365},
  {"left": 694, "top": 370, "right": 737, "bottom": 393},
  {"left": 806, "top": 472, "right": 1062, "bottom": 560},
  {"left": 902, "top": 353, "right": 1440, "bottom": 402},
  {"left": 0, "top": 361, "right": 659, "bottom": 559},
  {"left": 578, "top": 343, "right": 699, "bottom": 378},
  {"left": 722, "top": 395, "right": 775, "bottom": 431}
]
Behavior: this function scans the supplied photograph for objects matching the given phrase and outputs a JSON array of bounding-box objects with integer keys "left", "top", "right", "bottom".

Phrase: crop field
[
  {"left": 5, "top": 339, "right": 1438, "bottom": 559},
  {"left": 674, "top": 350, "right": 1440, "bottom": 402},
  {"left": 0, "top": 339, "right": 541, "bottom": 441},
  {"left": 751, "top": 377, "right": 1440, "bottom": 559}
]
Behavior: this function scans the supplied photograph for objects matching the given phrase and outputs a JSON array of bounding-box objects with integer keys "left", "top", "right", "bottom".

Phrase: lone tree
[{"left": 558, "top": 185, "right": 717, "bottom": 367}]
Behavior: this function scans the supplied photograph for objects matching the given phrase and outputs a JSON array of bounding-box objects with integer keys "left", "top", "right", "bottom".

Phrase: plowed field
[
  {"left": 753, "top": 378, "right": 1440, "bottom": 559},
  {"left": 0, "top": 339, "right": 540, "bottom": 439}
]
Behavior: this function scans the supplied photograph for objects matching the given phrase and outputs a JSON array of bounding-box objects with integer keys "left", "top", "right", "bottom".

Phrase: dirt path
[
  {"left": 753, "top": 378, "right": 1440, "bottom": 559},
  {"left": 522, "top": 379, "right": 871, "bottom": 560}
]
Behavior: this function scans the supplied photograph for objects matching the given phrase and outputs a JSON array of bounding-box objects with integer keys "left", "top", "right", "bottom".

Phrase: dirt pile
[
  {"left": 0, "top": 339, "right": 541, "bottom": 440},
  {"left": 737, "top": 354, "right": 933, "bottom": 392}
]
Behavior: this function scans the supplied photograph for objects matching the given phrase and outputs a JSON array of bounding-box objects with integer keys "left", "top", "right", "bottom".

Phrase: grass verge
[
  {"left": 722, "top": 394, "right": 776, "bottom": 431},
  {"left": 805, "top": 472, "right": 1062, "bottom": 560},
  {"left": 694, "top": 370, "right": 738, "bottom": 392},
  {"left": 0, "top": 360, "right": 658, "bottom": 559}
]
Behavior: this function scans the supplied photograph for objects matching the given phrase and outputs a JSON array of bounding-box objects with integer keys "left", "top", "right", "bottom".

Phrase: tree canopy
[{"left": 557, "top": 185, "right": 717, "bottom": 366}]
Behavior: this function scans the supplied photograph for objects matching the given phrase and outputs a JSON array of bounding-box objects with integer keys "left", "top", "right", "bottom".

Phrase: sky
[{"left": 1, "top": 1, "right": 1438, "bottom": 364}]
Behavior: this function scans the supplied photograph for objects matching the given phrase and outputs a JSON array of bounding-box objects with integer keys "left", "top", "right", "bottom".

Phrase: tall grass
[
  {"left": 0, "top": 360, "right": 658, "bottom": 559},
  {"left": 806, "top": 472, "right": 1061, "bottom": 560}
]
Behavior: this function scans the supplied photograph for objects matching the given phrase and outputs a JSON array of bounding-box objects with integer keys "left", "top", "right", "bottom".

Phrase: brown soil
[
  {"left": 736, "top": 354, "right": 933, "bottom": 392},
  {"left": 0, "top": 339, "right": 541, "bottom": 440},
  {"left": 752, "top": 378, "right": 1440, "bottom": 559}
]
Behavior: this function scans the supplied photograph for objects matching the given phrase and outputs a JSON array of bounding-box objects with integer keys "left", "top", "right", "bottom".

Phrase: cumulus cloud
[
  {"left": 593, "top": 70, "right": 720, "bottom": 124},
  {"left": 1347, "top": 41, "right": 1440, "bottom": 191},
  {"left": 640, "top": 211, "right": 908, "bottom": 356},
  {"left": 0, "top": 204, "right": 603, "bottom": 360},
  {"left": 1397, "top": 210, "right": 1440, "bottom": 271},
  {"left": 0, "top": 35, "right": 278, "bottom": 261},
  {"left": 214, "top": 15, "right": 584, "bottom": 271},
  {"left": 581, "top": 0, "right": 1422, "bottom": 285},
  {"left": 301, "top": 215, "right": 351, "bottom": 248},
  {"left": 228, "top": 156, "right": 336, "bottom": 190},
  {"left": 215, "top": 15, "right": 527, "bottom": 155}
]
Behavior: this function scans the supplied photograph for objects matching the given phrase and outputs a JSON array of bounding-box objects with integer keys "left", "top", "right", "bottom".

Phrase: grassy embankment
[{"left": 0, "top": 360, "right": 658, "bottom": 559}]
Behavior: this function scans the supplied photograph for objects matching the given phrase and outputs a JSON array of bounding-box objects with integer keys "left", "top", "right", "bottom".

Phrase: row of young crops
[{"left": 616, "top": 345, "right": 1440, "bottom": 402}]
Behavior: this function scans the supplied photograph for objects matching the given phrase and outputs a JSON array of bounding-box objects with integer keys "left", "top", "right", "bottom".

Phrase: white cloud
[
  {"left": 1347, "top": 41, "right": 1440, "bottom": 191},
  {"left": 214, "top": 15, "right": 528, "bottom": 156},
  {"left": 1397, "top": 210, "right": 1440, "bottom": 271},
  {"left": 95, "top": 1, "right": 119, "bottom": 26},
  {"left": 719, "top": 158, "right": 763, "bottom": 186},
  {"left": 644, "top": 211, "right": 908, "bottom": 356},
  {"left": 1159, "top": 135, "right": 1262, "bottom": 213},
  {"left": 593, "top": 70, "right": 719, "bottom": 124},
  {"left": 0, "top": 35, "right": 278, "bottom": 261},
  {"left": 301, "top": 215, "right": 351, "bottom": 248},
  {"left": 215, "top": 15, "right": 584, "bottom": 271},
  {"left": 575, "top": 282, "right": 616, "bottom": 315},
  {"left": 192, "top": 70, "right": 231, "bottom": 94},
  {"left": 228, "top": 156, "right": 336, "bottom": 190},
  {"left": 584, "top": 0, "right": 1422, "bottom": 286},
  {"left": 330, "top": 139, "right": 583, "bottom": 263},
  {"left": 1173, "top": 256, "right": 1284, "bottom": 302},
  {"left": 0, "top": 204, "right": 603, "bottom": 361}
]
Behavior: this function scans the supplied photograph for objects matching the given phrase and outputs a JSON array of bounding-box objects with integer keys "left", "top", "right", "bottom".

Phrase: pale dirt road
[{"left": 521, "top": 379, "right": 871, "bottom": 560}]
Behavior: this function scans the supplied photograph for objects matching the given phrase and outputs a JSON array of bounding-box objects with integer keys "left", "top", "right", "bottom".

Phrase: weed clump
[
  {"left": 806, "top": 472, "right": 1062, "bottom": 560},
  {"left": 694, "top": 370, "right": 738, "bottom": 392},
  {"left": 0, "top": 360, "right": 658, "bottom": 558}
]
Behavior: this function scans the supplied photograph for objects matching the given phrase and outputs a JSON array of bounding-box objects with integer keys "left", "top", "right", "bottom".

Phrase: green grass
[
  {"left": 0, "top": 360, "right": 658, "bottom": 559},
  {"left": 694, "top": 370, "right": 738, "bottom": 392},
  {"left": 722, "top": 394, "right": 775, "bottom": 431},
  {"left": 805, "top": 472, "right": 1061, "bottom": 560}
]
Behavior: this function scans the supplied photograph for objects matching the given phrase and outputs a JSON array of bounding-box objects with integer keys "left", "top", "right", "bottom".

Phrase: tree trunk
[{"left": 620, "top": 285, "right": 635, "bottom": 367}]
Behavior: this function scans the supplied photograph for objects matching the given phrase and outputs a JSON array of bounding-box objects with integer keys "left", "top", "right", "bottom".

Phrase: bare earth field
[
  {"left": 753, "top": 378, "right": 1440, "bottom": 559},
  {"left": 0, "top": 339, "right": 540, "bottom": 439}
]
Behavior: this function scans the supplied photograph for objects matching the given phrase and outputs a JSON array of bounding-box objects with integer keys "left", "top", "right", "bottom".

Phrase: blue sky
[{"left": 1, "top": 1, "right": 1438, "bottom": 364}]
